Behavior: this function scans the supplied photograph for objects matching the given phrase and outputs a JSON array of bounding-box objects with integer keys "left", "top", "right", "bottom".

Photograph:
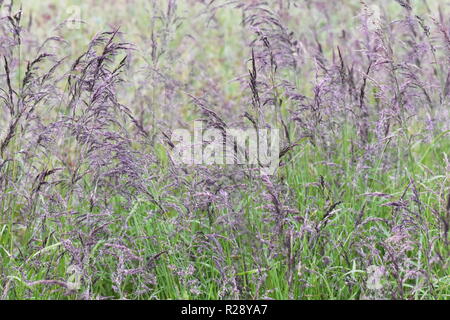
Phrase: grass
[
  {"left": 0, "top": 0, "right": 449, "bottom": 300},
  {"left": 1, "top": 127, "right": 448, "bottom": 299}
]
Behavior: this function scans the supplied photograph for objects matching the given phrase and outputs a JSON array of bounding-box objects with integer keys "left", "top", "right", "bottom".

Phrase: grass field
[{"left": 0, "top": 0, "right": 449, "bottom": 299}]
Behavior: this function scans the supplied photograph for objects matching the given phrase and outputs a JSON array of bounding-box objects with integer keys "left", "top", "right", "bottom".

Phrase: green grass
[
  {"left": 0, "top": 0, "right": 449, "bottom": 300},
  {"left": 1, "top": 126, "right": 448, "bottom": 299}
]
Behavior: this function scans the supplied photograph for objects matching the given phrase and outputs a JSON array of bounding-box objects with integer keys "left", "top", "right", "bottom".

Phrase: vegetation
[{"left": 0, "top": 0, "right": 449, "bottom": 299}]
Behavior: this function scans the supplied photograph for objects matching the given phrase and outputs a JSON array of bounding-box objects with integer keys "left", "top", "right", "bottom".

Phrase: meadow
[{"left": 0, "top": 0, "right": 449, "bottom": 299}]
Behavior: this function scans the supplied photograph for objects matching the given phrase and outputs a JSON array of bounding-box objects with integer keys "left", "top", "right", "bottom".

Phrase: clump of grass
[{"left": 0, "top": 0, "right": 449, "bottom": 300}]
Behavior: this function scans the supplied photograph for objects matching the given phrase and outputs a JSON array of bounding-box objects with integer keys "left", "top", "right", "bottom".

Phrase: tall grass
[{"left": 0, "top": 0, "right": 449, "bottom": 299}]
